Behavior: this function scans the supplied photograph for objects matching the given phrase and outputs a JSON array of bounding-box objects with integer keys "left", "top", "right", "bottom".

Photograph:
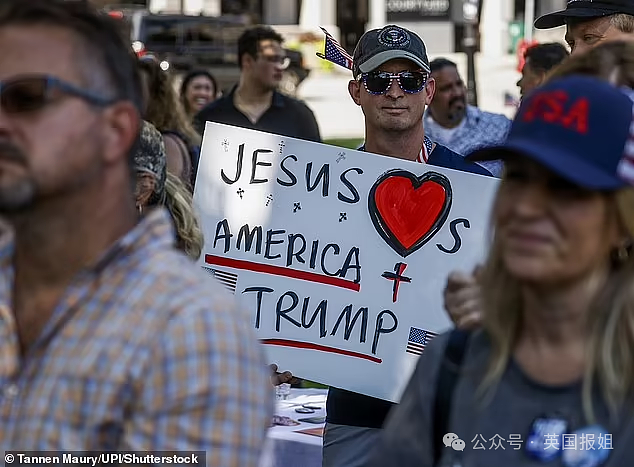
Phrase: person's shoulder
[
  {"left": 430, "top": 144, "right": 493, "bottom": 177},
  {"left": 142, "top": 250, "right": 233, "bottom": 304},
  {"left": 136, "top": 250, "right": 260, "bottom": 347},
  {"left": 278, "top": 92, "right": 316, "bottom": 114},
  {"left": 471, "top": 106, "right": 511, "bottom": 127},
  {"left": 197, "top": 94, "right": 233, "bottom": 118}
]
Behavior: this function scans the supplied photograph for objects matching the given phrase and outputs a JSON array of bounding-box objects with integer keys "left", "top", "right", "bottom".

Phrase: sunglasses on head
[
  {"left": 0, "top": 75, "right": 116, "bottom": 114},
  {"left": 360, "top": 70, "right": 429, "bottom": 95}
]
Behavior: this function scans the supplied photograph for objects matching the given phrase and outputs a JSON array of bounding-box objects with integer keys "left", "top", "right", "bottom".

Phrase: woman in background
[
  {"left": 180, "top": 69, "right": 219, "bottom": 125},
  {"left": 135, "top": 120, "right": 204, "bottom": 260},
  {"left": 138, "top": 56, "right": 202, "bottom": 189}
]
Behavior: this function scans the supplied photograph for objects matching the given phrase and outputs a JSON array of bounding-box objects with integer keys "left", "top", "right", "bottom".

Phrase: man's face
[
  {"left": 565, "top": 16, "right": 633, "bottom": 56},
  {"left": 0, "top": 26, "right": 135, "bottom": 214},
  {"left": 516, "top": 58, "right": 544, "bottom": 99},
  {"left": 428, "top": 65, "right": 466, "bottom": 125},
  {"left": 246, "top": 39, "right": 288, "bottom": 91},
  {"left": 348, "top": 58, "right": 435, "bottom": 133}
]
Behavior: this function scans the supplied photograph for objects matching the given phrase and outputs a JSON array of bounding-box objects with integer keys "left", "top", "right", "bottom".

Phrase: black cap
[
  {"left": 535, "top": 0, "right": 634, "bottom": 29},
  {"left": 352, "top": 25, "right": 430, "bottom": 79}
]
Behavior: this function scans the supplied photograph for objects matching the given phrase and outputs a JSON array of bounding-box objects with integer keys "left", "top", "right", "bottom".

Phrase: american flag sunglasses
[{"left": 360, "top": 70, "right": 429, "bottom": 95}]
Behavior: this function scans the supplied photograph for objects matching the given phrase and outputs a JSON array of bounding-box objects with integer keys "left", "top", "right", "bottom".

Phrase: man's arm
[
  {"left": 123, "top": 294, "right": 273, "bottom": 466},
  {"left": 444, "top": 269, "right": 483, "bottom": 330}
]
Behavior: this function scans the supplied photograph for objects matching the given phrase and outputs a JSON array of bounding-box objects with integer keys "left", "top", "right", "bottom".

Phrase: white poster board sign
[{"left": 194, "top": 122, "right": 499, "bottom": 402}]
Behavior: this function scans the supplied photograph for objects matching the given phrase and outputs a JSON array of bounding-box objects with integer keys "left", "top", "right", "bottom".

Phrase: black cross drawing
[
  {"left": 339, "top": 213, "right": 347, "bottom": 222},
  {"left": 336, "top": 152, "right": 346, "bottom": 163},
  {"left": 293, "top": 202, "right": 301, "bottom": 213},
  {"left": 237, "top": 188, "right": 244, "bottom": 199},
  {"left": 279, "top": 141, "right": 286, "bottom": 154},
  {"left": 382, "top": 262, "right": 412, "bottom": 303},
  {"left": 266, "top": 195, "right": 273, "bottom": 206},
  {"left": 221, "top": 139, "right": 230, "bottom": 152}
]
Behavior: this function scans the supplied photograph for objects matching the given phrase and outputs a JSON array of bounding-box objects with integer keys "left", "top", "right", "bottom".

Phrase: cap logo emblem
[
  {"left": 522, "top": 90, "right": 589, "bottom": 134},
  {"left": 378, "top": 26, "right": 410, "bottom": 48}
]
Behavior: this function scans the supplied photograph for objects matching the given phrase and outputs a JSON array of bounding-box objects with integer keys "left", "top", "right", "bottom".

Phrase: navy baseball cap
[
  {"left": 535, "top": 0, "right": 634, "bottom": 30},
  {"left": 352, "top": 25, "right": 430, "bottom": 79},
  {"left": 468, "top": 75, "right": 634, "bottom": 190}
]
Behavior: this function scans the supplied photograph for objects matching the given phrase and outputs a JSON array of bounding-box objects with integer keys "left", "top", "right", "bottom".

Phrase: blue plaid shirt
[
  {"left": 424, "top": 105, "right": 511, "bottom": 177},
  {"left": 0, "top": 209, "right": 273, "bottom": 466}
]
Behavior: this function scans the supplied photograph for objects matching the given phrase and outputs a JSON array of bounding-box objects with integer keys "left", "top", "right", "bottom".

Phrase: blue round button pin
[
  {"left": 525, "top": 416, "right": 567, "bottom": 462},
  {"left": 561, "top": 425, "right": 611, "bottom": 467}
]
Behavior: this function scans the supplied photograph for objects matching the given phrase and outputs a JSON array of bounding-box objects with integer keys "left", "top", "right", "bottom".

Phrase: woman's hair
[
  {"left": 135, "top": 121, "right": 203, "bottom": 261},
  {"left": 547, "top": 40, "right": 634, "bottom": 87},
  {"left": 137, "top": 57, "right": 201, "bottom": 147},
  {"left": 480, "top": 45, "right": 634, "bottom": 421},
  {"left": 163, "top": 172, "right": 204, "bottom": 260},
  {"left": 179, "top": 69, "right": 218, "bottom": 116}
]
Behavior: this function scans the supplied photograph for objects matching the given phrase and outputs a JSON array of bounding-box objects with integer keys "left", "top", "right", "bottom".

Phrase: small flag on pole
[
  {"left": 317, "top": 27, "right": 354, "bottom": 71},
  {"left": 405, "top": 327, "right": 438, "bottom": 356}
]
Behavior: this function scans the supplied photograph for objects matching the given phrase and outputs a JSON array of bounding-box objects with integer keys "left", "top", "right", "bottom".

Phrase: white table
[{"left": 259, "top": 388, "right": 328, "bottom": 467}]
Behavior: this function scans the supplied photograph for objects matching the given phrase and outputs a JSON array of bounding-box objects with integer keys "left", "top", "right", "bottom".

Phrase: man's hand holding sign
[{"left": 193, "top": 122, "right": 498, "bottom": 402}]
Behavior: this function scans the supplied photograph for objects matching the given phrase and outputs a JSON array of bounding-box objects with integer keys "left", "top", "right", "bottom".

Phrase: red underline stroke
[
  {"left": 204, "top": 255, "right": 361, "bottom": 292},
  {"left": 261, "top": 338, "right": 382, "bottom": 364}
]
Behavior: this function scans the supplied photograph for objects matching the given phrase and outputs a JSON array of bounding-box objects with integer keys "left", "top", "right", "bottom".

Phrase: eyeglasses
[
  {"left": 360, "top": 70, "right": 429, "bottom": 95},
  {"left": 0, "top": 75, "right": 116, "bottom": 114},
  {"left": 259, "top": 55, "right": 291, "bottom": 69}
]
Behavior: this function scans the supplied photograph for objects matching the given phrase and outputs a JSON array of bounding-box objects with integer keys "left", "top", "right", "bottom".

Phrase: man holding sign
[{"left": 320, "top": 25, "right": 494, "bottom": 467}]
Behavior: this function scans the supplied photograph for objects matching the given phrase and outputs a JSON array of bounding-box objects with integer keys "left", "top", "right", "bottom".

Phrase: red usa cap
[{"left": 468, "top": 75, "right": 634, "bottom": 190}]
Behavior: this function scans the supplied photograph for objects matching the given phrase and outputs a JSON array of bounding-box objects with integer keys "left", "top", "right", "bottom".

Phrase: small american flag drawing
[
  {"left": 204, "top": 267, "right": 238, "bottom": 294},
  {"left": 504, "top": 91, "right": 519, "bottom": 107},
  {"left": 316, "top": 27, "right": 353, "bottom": 71},
  {"left": 406, "top": 327, "right": 438, "bottom": 356}
]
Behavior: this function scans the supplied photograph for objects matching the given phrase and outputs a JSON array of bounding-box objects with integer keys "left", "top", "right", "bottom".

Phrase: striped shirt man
[{"left": 0, "top": 209, "right": 273, "bottom": 466}]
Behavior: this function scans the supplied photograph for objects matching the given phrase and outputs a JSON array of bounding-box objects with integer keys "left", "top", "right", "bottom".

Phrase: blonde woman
[
  {"left": 369, "top": 76, "right": 634, "bottom": 467},
  {"left": 445, "top": 40, "right": 634, "bottom": 332},
  {"left": 135, "top": 121, "right": 204, "bottom": 260}
]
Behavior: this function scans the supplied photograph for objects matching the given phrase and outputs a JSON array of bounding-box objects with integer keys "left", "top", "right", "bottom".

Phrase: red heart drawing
[{"left": 368, "top": 170, "right": 452, "bottom": 257}]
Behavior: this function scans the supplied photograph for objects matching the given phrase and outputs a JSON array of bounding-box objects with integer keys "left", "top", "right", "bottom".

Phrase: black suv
[{"left": 116, "top": 10, "right": 310, "bottom": 96}]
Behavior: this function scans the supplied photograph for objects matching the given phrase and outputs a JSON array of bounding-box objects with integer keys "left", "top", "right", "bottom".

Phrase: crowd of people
[{"left": 2, "top": 0, "right": 634, "bottom": 466}]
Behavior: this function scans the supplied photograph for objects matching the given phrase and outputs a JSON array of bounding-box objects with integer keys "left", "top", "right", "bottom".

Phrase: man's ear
[
  {"left": 424, "top": 77, "right": 436, "bottom": 105},
  {"left": 101, "top": 102, "right": 140, "bottom": 166},
  {"left": 241, "top": 53, "right": 256, "bottom": 71},
  {"left": 348, "top": 79, "right": 361, "bottom": 106}
]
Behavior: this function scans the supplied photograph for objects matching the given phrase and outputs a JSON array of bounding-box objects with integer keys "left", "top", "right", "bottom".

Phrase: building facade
[{"left": 139, "top": 0, "right": 567, "bottom": 55}]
